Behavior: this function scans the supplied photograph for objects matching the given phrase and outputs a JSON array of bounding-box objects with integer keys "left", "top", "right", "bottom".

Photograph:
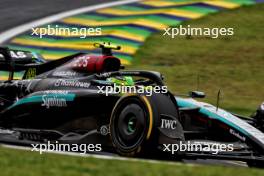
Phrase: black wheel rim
[{"left": 113, "top": 97, "right": 148, "bottom": 150}]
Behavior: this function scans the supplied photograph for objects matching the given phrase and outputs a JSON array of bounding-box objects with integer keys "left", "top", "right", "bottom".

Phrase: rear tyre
[{"left": 110, "top": 93, "right": 179, "bottom": 157}]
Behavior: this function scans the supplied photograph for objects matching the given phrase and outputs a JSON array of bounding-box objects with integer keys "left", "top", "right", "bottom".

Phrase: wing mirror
[{"left": 189, "top": 91, "right": 206, "bottom": 98}]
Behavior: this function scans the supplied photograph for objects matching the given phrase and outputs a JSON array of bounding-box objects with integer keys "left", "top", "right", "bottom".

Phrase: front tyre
[{"left": 110, "top": 93, "right": 179, "bottom": 157}]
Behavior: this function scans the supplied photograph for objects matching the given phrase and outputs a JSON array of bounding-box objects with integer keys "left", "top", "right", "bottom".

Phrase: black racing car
[{"left": 0, "top": 43, "right": 263, "bottom": 167}]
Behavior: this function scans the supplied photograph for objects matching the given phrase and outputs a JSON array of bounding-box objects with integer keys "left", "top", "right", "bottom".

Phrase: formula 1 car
[{"left": 0, "top": 43, "right": 263, "bottom": 167}]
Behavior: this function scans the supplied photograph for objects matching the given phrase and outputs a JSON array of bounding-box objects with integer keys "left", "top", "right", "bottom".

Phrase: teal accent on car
[
  {"left": 8, "top": 93, "right": 76, "bottom": 110},
  {"left": 176, "top": 97, "right": 249, "bottom": 136}
]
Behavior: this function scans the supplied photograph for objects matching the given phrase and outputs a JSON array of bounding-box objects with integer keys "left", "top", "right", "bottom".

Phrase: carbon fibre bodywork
[{"left": 0, "top": 45, "right": 263, "bottom": 167}]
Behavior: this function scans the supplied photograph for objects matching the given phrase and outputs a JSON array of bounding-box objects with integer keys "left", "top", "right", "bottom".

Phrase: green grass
[
  {"left": 0, "top": 147, "right": 264, "bottom": 176},
  {"left": 131, "top": 4, "right": 264, "bottom": 116}
]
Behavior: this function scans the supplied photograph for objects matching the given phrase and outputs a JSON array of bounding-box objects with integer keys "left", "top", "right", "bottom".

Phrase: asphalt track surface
[
  {"left": 0, "top": 0, "right": 117, "bottom": 32},
  {"left": 0, "top": 0, "right": 249, "bottom": 168}
]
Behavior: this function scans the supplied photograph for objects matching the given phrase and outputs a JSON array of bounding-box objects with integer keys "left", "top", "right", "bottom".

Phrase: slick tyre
[{"left": 110, "top": 93, "right": 179, "bottom": 157}]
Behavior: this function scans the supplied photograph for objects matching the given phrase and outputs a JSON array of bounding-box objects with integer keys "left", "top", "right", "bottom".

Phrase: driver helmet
[{"left": 107, "top": 76, "right": 134, "bottom": 86}]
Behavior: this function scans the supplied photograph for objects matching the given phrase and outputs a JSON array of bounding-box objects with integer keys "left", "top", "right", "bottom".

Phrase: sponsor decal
[
  {"left": 230, "top": 129, "right": 246, "bottom": 141},
  {"left": 9, "top": 51, "right": 27, "bottom": 58},
  {"left": 54, "top": 79, "right": 90, "bottom": 88},
  {"left": 73, "top": 56, "right": 89, "bottom": 68},
  {"left": 25, "top": 68, "right": 37, "bottom": 79},
  {"left": 25, "top": 80, "right": 34, "bottom": 93},
  {"left": 41, "top": 95, "right": 67, "bottom": 109},
  {"left": 8, "top": 93, "right": 75, "bottom": 109},
  {"left": 161, "top": 119, "right": 177, "bottom": 129},
  {"left": 43, "top": 90, "right": 69, "bottom": 95},
  {"left": 52, "top": 71, "right": 77, "bottom": 77},
  {"left": 120, "top": 71, "right": 141, "bottom": 75}
]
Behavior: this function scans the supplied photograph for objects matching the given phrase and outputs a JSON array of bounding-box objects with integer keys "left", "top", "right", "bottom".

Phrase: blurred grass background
[
  {"left": 131, "top": 4, "right": 264, "bottom": 116},
  {"left": 0, "top": 147, "right": 264, "bottom": 176}
]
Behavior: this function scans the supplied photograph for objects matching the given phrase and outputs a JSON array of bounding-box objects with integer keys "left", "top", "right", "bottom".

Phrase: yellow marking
[
  {"left": 110, "top": 94, "right": 153, "bottom": 144},
  {"left": 140, "top": 1, "right": 196, "bottom": 7},
  {"left": 203, "top": 1, "right": 241, "bottom": 9},
  {"left": 62, "top": 17, "right": 169, "bottom": 30},
  {"left": 165, "top": 9, "right": 204, "bottom": 19},
  {"left": 11, "top": 38, "right": 136, "bottom": 54},
  {"left": 102, "top": 30, "right": 146, "bottom": 42},
  {"left": 0, "top": 76, "right": 22, "bottom": 80},
  {"left": 134, "top": 19, "right": 168, "bottom": 30},
  {"left": 12, "top": 38, "right": 95, "bottom": 49},
  {"left": 141, "top": 96, "right": 153, "bottom": 140},
  {"left": 43, "top": 29, "right": 146, "bottom": 42},
  {"left": 0, "top": 76, "right": 8, "bottom": 80},
  {"left": 96, "top": 8, "right": 203, "bottom": 19},
  {"left": 27, "top": 29, "right": 145, "bottom": 42},
  {"left": 25, "top": 68, "right": 36, "bottom": 79}
]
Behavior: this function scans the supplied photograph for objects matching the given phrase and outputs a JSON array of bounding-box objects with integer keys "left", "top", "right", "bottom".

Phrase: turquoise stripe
[
  {"left": 176, "top": 97, "right": 249, "bottom": 136},
  {"left": 8, "top": 94, "right": 76, "bottom": 109}
]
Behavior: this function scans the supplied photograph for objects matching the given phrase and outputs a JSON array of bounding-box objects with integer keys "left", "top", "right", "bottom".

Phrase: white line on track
[
  {"left": 1, "top": 144, "right": 195, "bottom": 166},
  {"left": 0, "top": 0, "right": 141, "bottom": 44}
]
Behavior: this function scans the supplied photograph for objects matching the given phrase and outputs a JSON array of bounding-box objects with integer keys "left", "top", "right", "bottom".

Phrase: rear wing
[
  {"left": 0, "top": 47, "right": 45, "bottom": 64},
  {"left": 0, "top": 43, "right": 123, "bottom": 81},
  {"left": 0, "top": 47, "right": 15, "bottom": 80},
  {"left": 0, "top": 47, "right": 83, "bottom": 81},
  {"left": 0, "top": 47, "right": 46, "bottom": 80}
]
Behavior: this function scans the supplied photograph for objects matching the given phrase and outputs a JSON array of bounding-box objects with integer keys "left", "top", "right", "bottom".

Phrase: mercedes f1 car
[{"left": 0, "top": 43, "right": 263, "bottom": 167}]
